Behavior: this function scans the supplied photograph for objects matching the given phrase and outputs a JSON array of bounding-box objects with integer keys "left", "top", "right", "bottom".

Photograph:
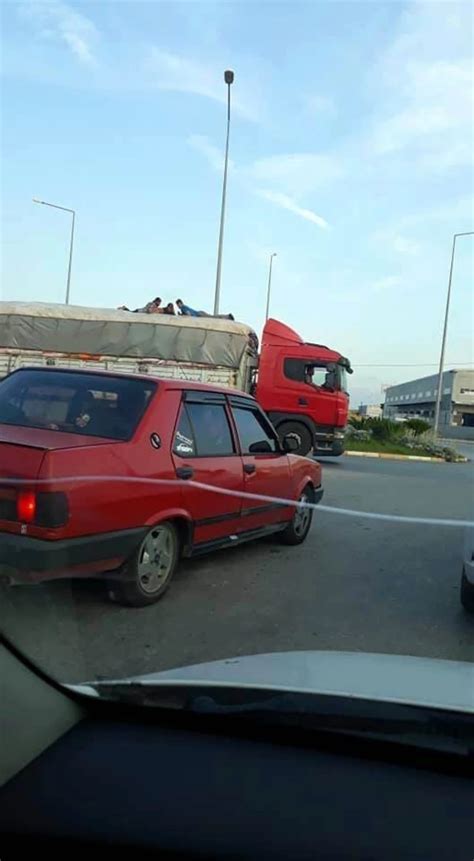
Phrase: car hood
[{"left": 70, "top": 650, "right": 474, "bottom": 713}]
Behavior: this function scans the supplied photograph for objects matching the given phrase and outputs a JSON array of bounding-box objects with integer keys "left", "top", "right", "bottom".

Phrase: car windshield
[
  {"left": 0, "top": 370, "right": 155, "bottom": 440},
  {"left": 1, "top": 0, "right": 473, "bottom": 726}
]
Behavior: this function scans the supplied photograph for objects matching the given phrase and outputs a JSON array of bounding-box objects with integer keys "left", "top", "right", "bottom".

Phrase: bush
[
  {"left": 365, "top": 418, "right": 404, "bottom": 441},
  {"left": 405, "top": 418, "right": 431, "bottom": 436}
]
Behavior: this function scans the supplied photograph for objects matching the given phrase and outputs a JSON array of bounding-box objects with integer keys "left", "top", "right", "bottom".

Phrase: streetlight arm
[
  {"left": 33, "top": 198, "right": 75, "bottom": 215},
  {"left": 32, "top": 197, "right": 76, "bottom": 304}
]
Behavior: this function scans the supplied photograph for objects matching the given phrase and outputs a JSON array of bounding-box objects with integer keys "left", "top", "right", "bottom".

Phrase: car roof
[{"left": 9, "top": 366, "right": 256, "bottom": 400}]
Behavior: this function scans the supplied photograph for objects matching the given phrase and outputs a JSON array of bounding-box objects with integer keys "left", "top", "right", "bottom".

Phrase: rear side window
[
  {"left": 173, "top": 408, "right": 196, "bottom": 456},
  {"left": 0, "top": 370, "right": 155, "bottom": 441},
  {"left": 232, "top": 406, "right": 278, "bottom": 454},
  {"left": 175, "top": 403, "right": 235, "bottom": 457}
]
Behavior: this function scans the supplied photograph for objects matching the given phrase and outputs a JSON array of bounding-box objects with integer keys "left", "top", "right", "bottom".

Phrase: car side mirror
[
  {"left": 248, "top": 439, "right": 273, "bottom": 454},
  {"left": 282, "top": 434, "right": 299, "bottom": 453}
]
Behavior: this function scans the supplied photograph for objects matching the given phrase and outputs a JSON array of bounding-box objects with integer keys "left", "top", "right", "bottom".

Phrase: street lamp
[
  {"left": 213, "top": 69, "right": 234, "bottom": 315},
  {"left": 265, "top": 253, "right": 277, "bottom": 320},
  {"left": 433, "top": 230, "right": 474, "bottom": 435},
  {"left": 33, "top": 198, "right": 76, "bottom": 304}
]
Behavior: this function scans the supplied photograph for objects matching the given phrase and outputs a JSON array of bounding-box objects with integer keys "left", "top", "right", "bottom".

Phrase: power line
[{"left": 354, "top": 361, "right": 474, "bottom": 368}]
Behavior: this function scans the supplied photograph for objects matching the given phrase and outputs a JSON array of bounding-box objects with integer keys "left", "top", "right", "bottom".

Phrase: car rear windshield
[{"left": 0, "top": 370, "right": 156, "bottom": 441}]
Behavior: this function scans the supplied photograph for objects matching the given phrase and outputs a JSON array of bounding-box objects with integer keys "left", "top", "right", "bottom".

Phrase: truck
[{"left": 0, "top": 302, "right": 352, "bottom": 456}]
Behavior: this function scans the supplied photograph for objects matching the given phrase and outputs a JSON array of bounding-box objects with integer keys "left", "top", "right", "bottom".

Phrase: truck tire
[
  {"left": 108, "top": 521, "right": 180, "bottom": 607},
  {"left": 277, "top": 421, "right": 313, "bottom": 456},
  {"left": 460, "top": 567, "right": 474, "bottom": 613}
]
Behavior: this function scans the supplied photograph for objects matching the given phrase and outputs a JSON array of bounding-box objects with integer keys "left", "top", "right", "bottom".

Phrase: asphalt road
[{"left": 2, "top": 453, "right": 473, "bottom": 683}]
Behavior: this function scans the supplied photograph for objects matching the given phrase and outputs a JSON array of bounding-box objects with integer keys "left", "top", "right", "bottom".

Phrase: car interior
[{"left": 2, "top": 634, "right": 473, "bottom": 859}]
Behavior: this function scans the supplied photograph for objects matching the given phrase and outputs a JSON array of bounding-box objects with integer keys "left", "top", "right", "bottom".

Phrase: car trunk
[{"left": 0, "top": 424, "right": 113, "bottom": 527}]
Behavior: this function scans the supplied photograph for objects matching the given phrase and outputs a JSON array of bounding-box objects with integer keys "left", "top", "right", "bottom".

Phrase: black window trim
[
  {"left": 229, "top": 400, "right": 283, "bottom": 456},
  {"left": 172, "top": 397, "right": 239, "bottom": 459}
]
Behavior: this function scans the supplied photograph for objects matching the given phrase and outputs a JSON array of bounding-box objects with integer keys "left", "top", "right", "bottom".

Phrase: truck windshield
[
  {"left": 0, "top": 370, "right": 156, "bottom": 441},
  {"left": 338, "top": 367, "right": 349, "bottom": 393}
]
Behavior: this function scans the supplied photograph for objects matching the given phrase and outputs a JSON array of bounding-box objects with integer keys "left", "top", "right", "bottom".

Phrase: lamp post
[
  {"left": 213, "top": 69, "right": 234, "bottom": 315},
  {"left": 265, "top": 252, "right": 277, "bottom": 320},
  {"left": 33, "top": 198, "right": 76, "bottom": 304},
  {"left": 433, "top": 230, "right": 474, "bottom": 435}
]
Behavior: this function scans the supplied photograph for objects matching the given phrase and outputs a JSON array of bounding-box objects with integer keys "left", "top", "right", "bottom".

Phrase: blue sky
[{"left": 1, "top": 0, "right": 473, "bottom": 404}]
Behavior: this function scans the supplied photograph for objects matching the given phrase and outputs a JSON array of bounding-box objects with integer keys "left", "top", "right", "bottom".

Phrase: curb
[{"left": 344, "top": 451, "right": 445, "bottom": 463}]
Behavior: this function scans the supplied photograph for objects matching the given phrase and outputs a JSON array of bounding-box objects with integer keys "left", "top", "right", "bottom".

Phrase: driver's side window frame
[{"left": 229, "top": 399, "right": 282, "bottom": 456}]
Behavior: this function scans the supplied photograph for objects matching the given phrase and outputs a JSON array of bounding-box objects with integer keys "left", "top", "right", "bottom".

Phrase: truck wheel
[
  {"left": 279, "top": 486, "right": 314, "bottom": 545},
  {"left": 108, "top": 521, "right": 180, "bottom": 607},
  {"left": 460, "top": 567, "right": 474, "bottom": 613},
  {"left": 277, "top": 421, "right": 313, "bottom": 456}
]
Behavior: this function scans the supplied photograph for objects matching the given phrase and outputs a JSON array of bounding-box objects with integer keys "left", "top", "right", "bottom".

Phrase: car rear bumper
[{"left": 0, "top": 527, "right": 146, "bottom": 583}]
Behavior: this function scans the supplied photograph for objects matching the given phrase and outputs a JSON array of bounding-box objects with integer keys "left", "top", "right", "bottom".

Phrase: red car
[{"left": 0, "top": 368, "right": 323, "bottom": 606}]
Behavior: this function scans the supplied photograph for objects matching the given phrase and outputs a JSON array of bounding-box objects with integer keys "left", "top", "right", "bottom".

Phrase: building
[
  {"left": 358, "top": 404, "right": 382, "bottom": 418},
  {"left": 383, "top": 369, "right": 474, "bottom": 438}
]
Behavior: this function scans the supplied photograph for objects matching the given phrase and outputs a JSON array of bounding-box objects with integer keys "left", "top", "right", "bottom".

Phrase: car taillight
[
  {"left": 17, "top": 491, "right": 36, "bottom": 523},
  {"left": 16, "top": 491, "right": 69, "bottom": 527}
]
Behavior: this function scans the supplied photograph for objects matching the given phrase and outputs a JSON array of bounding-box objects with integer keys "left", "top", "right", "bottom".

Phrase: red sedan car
[{"left": 0, "top": 368, "right": 323, "bottom": 606}]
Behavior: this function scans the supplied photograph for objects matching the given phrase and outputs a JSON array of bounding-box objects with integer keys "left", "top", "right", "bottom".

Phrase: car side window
[
  {"left": 173, "top": 407, "right": 196, "bottom": 456},
  {"left": 232, "top": 406, "right": 279, "bottom": 454},
  {"left": 185, "top": 403, "right": 235, "bottom": 456}
]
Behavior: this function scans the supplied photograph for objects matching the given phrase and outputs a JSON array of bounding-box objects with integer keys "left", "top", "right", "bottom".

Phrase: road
[{"left": 2, "top": 454, "right": 473, "bottom": 683}]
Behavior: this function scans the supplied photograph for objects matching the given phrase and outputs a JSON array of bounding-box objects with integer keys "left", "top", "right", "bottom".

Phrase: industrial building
[
  {"left": 383, "top": 369, "right": 474, "bottom": 438},
  {"left": 358, "top": 404, "right": 382, "bottom": 418}
]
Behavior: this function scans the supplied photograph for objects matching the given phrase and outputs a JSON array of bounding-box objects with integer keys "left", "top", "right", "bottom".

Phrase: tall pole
[
  {"left": 214, "top": 70, "right": 234, "bottom": 315},
  {"left": 433, "top": 230, "right": 474, "bottom": 435},
  {"left": 265, "top": 252, "right": 277, "bottom": 320},
  {"left": 65, "top": 210, "right": 75, "bottom": 305},
  {"left": 33, "top": 198, "right": 76, "bottom": 304}
]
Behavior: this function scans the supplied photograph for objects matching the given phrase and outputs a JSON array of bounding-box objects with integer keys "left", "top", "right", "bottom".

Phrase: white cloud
[
  {"left": 370, "top": 3, "right": 473, "bottom": 169},
  {"left": 19, "top": 0, "right": 98, "bottom": 66},
  {"left": 248, "top": 152, "right": 343, "bottom": 197},
  {"left": 189, "top": 137, "right": 331, "bottom": 228},
  {"left": 188, "top": 134, "right": 232, "bottom": 172},
  {"left": 145, "top": 49, "right": 258, "bottom": 120},
  {"left": 257, "top": 189, "right": 329, "bottom": 229}
]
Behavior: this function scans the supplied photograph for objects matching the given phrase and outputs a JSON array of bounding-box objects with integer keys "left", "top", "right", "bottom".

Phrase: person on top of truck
[{"left": 176, "top": 299, "right": 234, "bottom": 321}]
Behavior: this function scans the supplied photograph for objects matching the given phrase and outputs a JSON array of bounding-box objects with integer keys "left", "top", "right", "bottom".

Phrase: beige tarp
[{"left": 0, "top": 303, "right": 254, "bottom": 369}]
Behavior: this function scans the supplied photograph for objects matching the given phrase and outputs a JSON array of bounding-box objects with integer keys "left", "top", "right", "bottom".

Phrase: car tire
[
  {"left": 279, "top": 485, "right": 314, "bottom": 545},
  {"left": 460, "top": 566, "right": 474, "bottom": 613},
  {"left": 108, "top": 521, "right": 180, "bottom": 607},
  {"left": 277, "top": 421, "right": 313, "bottom": 456}
]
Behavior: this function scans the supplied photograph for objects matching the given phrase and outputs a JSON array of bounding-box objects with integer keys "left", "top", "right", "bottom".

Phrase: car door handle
[
  {"left": 298, "top": 397, "right": 308, "bottom": 406},
  {"left": 176, "top": 466, "right": 194, "bottom": 480},
  {"left": 244, "top": 463, "right": 256, "bottom": 474}
]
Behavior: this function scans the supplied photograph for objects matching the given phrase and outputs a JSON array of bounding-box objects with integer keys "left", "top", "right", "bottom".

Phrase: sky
[{"left": 1, "top": 0, "right": 473, "bottom": 405}]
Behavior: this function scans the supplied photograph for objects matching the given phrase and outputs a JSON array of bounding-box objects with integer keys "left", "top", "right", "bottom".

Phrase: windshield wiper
[{"left": 81, "top": 681, "right": 474, "bottom": 758}]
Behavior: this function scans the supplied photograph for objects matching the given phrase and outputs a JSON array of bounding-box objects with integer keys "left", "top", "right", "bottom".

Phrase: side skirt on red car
[{"left": 189, "top": 520, "right": 288, "bottom": 558}]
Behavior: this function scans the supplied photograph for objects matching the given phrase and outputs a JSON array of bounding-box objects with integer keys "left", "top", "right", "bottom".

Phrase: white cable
[{"left": 2, "top": 474, "right": 473, "bottom": 529}]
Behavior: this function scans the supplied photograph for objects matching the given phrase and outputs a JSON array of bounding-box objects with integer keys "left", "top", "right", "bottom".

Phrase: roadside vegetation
[{"left": 346, "top": 417, "right": 466, "bottom": 462}]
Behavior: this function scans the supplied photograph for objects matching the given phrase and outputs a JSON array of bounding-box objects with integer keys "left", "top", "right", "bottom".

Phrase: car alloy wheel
[
  {"left": 137, "top": 524, "right": 177, "bottom": 594},
  {"left": 293, "top": 492, "right": 312, "bottom": 537}
]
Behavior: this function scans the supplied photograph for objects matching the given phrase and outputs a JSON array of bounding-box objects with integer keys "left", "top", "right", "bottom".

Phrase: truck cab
[{"left": 254, "top": 319, "right": 352, "bottom": 456}]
